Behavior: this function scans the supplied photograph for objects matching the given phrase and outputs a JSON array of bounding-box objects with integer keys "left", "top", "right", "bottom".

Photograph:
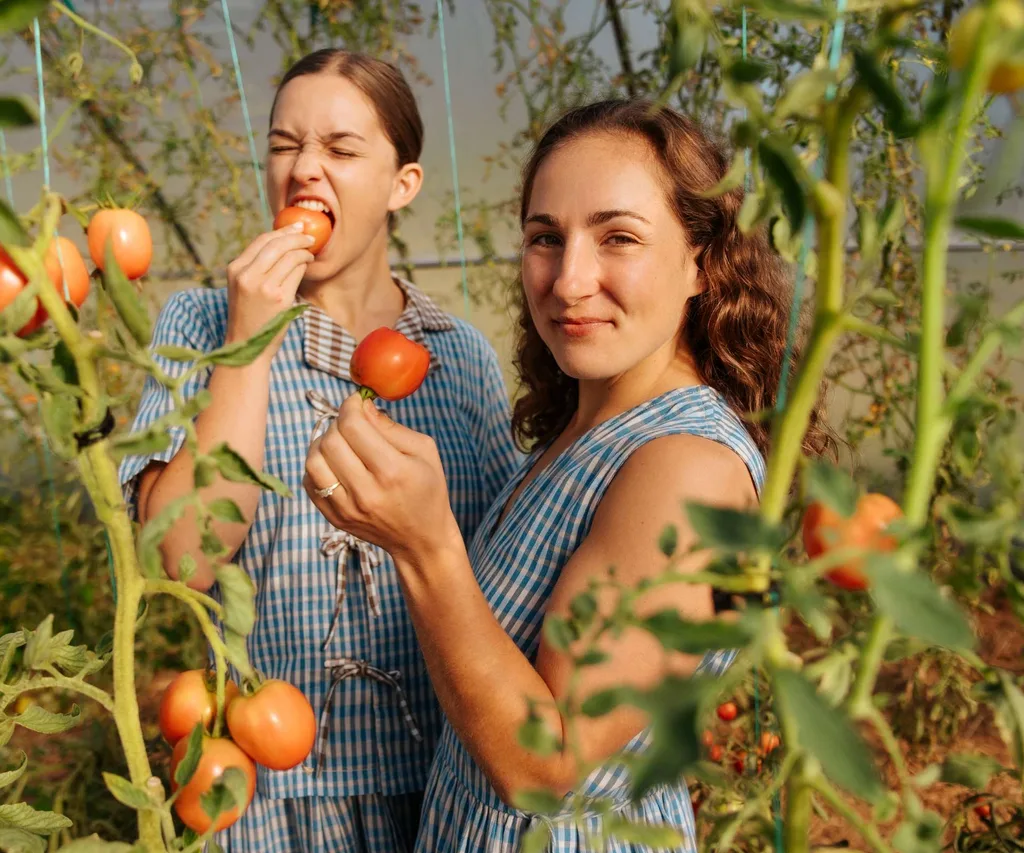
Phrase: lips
[
  {"left": 554, "top": 317, "right": 609, "bottom": 337},
  {"left": 290, "top": 195, "right": 336, "bottom": 227}
]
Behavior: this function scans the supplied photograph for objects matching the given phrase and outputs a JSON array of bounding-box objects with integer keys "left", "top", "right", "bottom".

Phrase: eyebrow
[
  {"left": 523, "top": 209, "right": 651, "bottom": 228},
  {"left": 267, "top": 129, "right": 367, "bottom": 144}
]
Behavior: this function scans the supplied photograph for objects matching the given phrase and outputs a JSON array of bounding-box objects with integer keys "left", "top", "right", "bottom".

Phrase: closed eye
[
  {"left": 605, "top": 233, "right": 640, "bottom": 246},
  {"left": 269, "top": 146, "right": 298, "bottom": 155}
]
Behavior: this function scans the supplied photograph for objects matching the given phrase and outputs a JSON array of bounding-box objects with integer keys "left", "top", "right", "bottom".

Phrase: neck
[{"left": 298, "top": 232, "right": 405, "bottom": 339}]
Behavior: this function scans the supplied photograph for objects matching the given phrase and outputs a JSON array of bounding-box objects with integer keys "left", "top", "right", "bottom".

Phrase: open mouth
[{"left": 292, "top": 198, "right": 336, "bottom": 228}]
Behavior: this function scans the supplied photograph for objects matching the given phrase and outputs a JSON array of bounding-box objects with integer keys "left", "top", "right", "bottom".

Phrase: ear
[
  {"left": 389, "top": 162, "right": 424, "bottom": 214},
  {"left": 688, "top": 246, "right": 707, "bottom": 296}
]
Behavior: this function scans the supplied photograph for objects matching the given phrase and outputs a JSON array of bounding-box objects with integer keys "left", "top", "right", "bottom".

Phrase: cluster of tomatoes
[
  {"left": 0, "top": 207, "right": 152, "bottom": 336},
  {"left": 159, "top": 669, "right": 316, "bottom": 834}
]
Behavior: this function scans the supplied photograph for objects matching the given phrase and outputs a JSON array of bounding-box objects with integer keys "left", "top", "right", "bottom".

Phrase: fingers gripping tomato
[
  {"left": 350, "top": 327, "right": 431, "bottom": 402},
  {"left": 159, "top": 669, "right": 239, "bottom": 745},
  {"left": 225, "top": 679, "right": 316, "bottom": 771},
  {"left": 170, "top": 735, "right": 256, "bottom": 834},
  {"left": 802, "top": 493, "right": 902, "bottom": 591},
  {"left": 274, "top": 206, "right": 332, "bottom": 254},
  {"left": 87, "top": 208, "right": 153, "bottom": 280}
]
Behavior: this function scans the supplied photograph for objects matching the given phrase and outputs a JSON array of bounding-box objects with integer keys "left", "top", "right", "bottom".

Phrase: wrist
[{"left": 393, "top": 517, "right": 467, "bottom": 579}]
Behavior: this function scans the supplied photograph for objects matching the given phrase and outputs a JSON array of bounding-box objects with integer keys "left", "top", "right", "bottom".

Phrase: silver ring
[{"left": 314, "top": 481, "right": 342, "bottom": 498}]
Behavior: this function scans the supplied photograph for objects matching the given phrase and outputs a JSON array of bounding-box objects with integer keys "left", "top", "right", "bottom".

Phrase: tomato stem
[{"left": 358, "top": 385, "right": 377, "bottom": 401}]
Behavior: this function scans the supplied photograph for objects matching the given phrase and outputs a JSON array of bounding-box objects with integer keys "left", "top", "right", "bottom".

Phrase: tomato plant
[
  {"left": 802, "top": 493, "right": 903, "bottom": 590},
  {"left": 87, "top": 208, "right": 153, "bottom": 280},
  {"left": 169, "top": 734, "right": 256, "bottom": 834},
  {"left": 949, "top": 0, "right": 1024, "bottom": 94},
  {"left": 350, "top": 326, "right": 430, "bottom": 402},
  {"left": 159, "top": 669, "right": 239, "bottom": 745},
  {"left": 225, "top": 678, "right": 316, "bottom": 771},
  {"left": 273, "top": 205, "right": 332, "bottom": 254}
]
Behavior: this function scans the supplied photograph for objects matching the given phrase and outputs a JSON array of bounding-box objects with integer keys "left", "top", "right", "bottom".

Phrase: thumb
[{"left": 363, "top": 398, "right": 428, "bottom": 456}]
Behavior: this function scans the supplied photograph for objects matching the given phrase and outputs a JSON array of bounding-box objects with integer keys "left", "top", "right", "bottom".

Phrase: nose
[
  {"left": 290, "top": 145, "right": 325, "bottom": 187},
  {"left": 550, "top": 235, "right": 600, "bottom": 305}
]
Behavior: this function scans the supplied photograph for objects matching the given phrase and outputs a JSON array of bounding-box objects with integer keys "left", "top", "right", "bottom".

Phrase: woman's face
[
  {"left": 521, "top": 131, "right": 702, "bottom": 384},
  {"left": 266, "top": 73, "right": 422, "bottom": 281}
]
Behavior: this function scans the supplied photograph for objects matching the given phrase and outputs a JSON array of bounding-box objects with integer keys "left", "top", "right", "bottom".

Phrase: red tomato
[
  {"left": 225, "top": 679, "right": 316, "bottom": 771},
  {"left": 700, "top": 729, "right": 714, "bottom": 747},
  {"left": 159, "top": 669, "right": 239, "bottom": 746},
  {"left": 0, "top": 246, "right": 29, "bottom": 332},
  {"left": 802, "top": 493, "right": 902, "bottom": 591},
  {"left": 169, "top": 735, "right": 256, "bottom": 834},
  {"left": 708, "top": 744, "right": 723, "bottom": 762},
  {"left": 733, "top": 751, "right": 747, "bottom": 775},
  {"left": 975, "top": 803, "right": 992, "bottom": 820},
  {"left": 350, "top": 327, "right": 431, "bottom": 402},
  {"left": 87, "top": 208, "right": 152, "bottom": 279},
  {"left": 759, "top": 731, "right": 781, "bottom": 755},
  {"left": 274, "top": 206, "right": 332, "bottom": 254},
  {"left": 716, "top": 701, "right": 738, "bottom": 722}
]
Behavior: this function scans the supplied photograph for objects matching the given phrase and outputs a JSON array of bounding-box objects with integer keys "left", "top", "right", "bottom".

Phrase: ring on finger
[{"left": 314, "top": 480, "right": 343, "bottom": 499}]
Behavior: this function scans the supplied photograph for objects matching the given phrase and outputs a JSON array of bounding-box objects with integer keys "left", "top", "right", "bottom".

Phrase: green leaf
[
  {"left": 0, "top": 198, "right": 29, "bottom": 248},
  {"left": 511, "top": 789, "right": 563, "bottom": 815},
  {"left": 804, "top": 459, "right": 858, "bottom": 517},
  {"left": 22, "top": 614, "right": 54, "bottom": 670},
  {"left": 568, "top": 591, "right": 597, "bottom": 631},
  {"left": 666, "top": 12, "right": 705, "bottom": 78},
  {"left": 208, "top": 444, "right": 291, "bottom": 497},
  {"left": 0, "top": 828, "right": 45, "bottom": 853},
  {"left": 223, "top": 627, "right": 252, "bottom": 677},
  {"left": 892, "top": 810, "right": 943, "bottom": 853},
  {"left": 783, "top": 577, "right": 833, "bottom": 641},
  {"left": 199, "top": 306, "right": 307, "bottom": 368},
  {"left": 575, "top": 649, "right": 609, "bottom": 666},
  {"left": 109, "top": 426, "right": 171, "bottom": 460},
  {"left": 955, "top": 215, "right": 1024, "bottom": 241},
  {"left": 852, "top": 48, "right": 915, "bottom": 139},
  {"left": 40, "top": 393, "right": 78, "bottom": 460},
  {"left": 775, "top": 68, "right": 839, "bottom": 118},
  {"left": 199, "top": 768, "right": 243, "bottom": 824},
  {"left": 865, "top": 288, "right": 900, "bottom": 308},
  {"left": 698, "top": 151, "right": 748, "bottom": 199},
  {"left": 658, "top": 525, "right": 678, "bottom": 557},
  {"left": 102, "top": 773, "right": 155, "bottom": 811},
  {"left": 542, "top": 614, "right": 578, "bottom": 652},
  {"left": 155, "top": 344, "right": 203, "bottom": 362},
  {"left": 684, "top": 502, "right": 785, "bottom": 552},
  {"left": 193, "top": 455, "right": 218, "bottom": 489},
  {"left": 138, "top": 497, "right": 189, "bottom": 579},
  {"left": 0, "top": 720, "right": 14, "bottom": 749},
  {"left": 101, "top": 241, "right": 151, "bottom": 345},
  {"left": 174, "top": 724, "right": 205, "bottom": 788},
  {"left": 53, "top": 836, "right": 134, "bottom": 852},
  {"left": 640, "top": 610, "right": 750, "bottom": 654},
  {"left": 946, "top": 293, "right": 988, "bottom": 348},
  {"left": 581, "top": 686, "right": 639, "bottom": 718},
  {"left": 215, "top": 564, "right": 256, "bottom": 637},
  {"left": 0, "top": 803, "right": 73, "bottom": 834},
  {"left": 867, "top": 562, "right": 975, "bottom": 650},
  {"left": 517, "top": 709, "right": 560, "bottom": 756},
  {"left": 0, "top": 97, "right": 35, "bottom": 129},
  {"left": 0, "top": 0, "right": 49, "bottom": 33},
  {"left": 178, "top": 554, "right": 198, "bottom": 585},
  {"left": 942, "top": 499, "right": 1016, "bottom": 545},
  {"left": 207, "top": 498, "right": 246, "bottom": 525},
  {"left": 0, "top": 281, "right": 39, "bottom": 336},
  {"left": 727, "top": 58, "right": 772, "bottom": 84},
  {"left": 758, "top": 135, "right": 807, "bottom": 231},
  {"left": 11, "top": 704, "right": 82, "bottom": 734},
  {"left": 604, "top": 816, "right": 684, "bottom": 848},
  {"left": 519, "top": 823, "right": 552, "bottom": 853},
  {"left": 939, "top": 753, "right": 1003, "bottom": 789},
  {"left": 0, "top": 751, "right": 27, "bottom": 790},
  {"left": 737, "top": 181, "right": 777, "bottom": 235},
  {"left": 774, "top": 669, "right": 883, "bottom": 801}
]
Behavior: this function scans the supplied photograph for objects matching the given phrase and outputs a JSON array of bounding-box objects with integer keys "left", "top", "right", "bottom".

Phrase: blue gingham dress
[
  {"left": 415, "top": 385, "right": 766, "bottom": 852},
  {"left": 119, "top": 278, "right": 522, "bottom": 852}
]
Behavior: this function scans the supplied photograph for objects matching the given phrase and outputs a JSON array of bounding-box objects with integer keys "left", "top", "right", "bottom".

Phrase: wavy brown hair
[{"left": 511, "top": 99, "right": 835, "bottom": 461}]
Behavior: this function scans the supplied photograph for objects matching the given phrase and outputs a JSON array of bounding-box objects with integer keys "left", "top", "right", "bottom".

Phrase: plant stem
[
  {"left": 147, "top": 579, "right": 224, "bottom": 619},
  {"left": 848, "top": 615, "right": 892, "bottom": 718},
  {"left": 51, "top": 1, "right": 140, "bottom": 68},
  {"left": 0, "top": 675, "right": 113, "bottom": 713},
  {"left": 812, "top": 777, "right": 896, "bottom": 853}
]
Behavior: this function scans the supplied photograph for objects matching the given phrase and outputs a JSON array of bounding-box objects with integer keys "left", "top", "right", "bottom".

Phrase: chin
[{"left": 550, "top": 349, "right": 619, "bottom": 382}]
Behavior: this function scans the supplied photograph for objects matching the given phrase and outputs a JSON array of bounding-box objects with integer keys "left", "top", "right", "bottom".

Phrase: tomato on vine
[
  {"left": 350, "top": 327, "right": 431, "bottom": 402},
  {"left": 225, "top": 678, "right": 316, "bottom": 771},
  {"left": 802, "top": 493, "right": 902, "bottom": 591},
  {"left": 716, "top": 701, "right": 738, "bottom": 722},
  {"left": 169, "top": 735, "right": 256, "bottom": 834},
  {"left": 87, "top": 208, "right": 153, "bottom": 280},
  {"left": 158, "top": 669, "right": 239, "bottom": 746}
]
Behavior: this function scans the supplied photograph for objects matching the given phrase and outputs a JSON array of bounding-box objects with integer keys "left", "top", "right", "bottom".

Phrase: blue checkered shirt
[{"left": 119, "top": 278, "right": 523, "bottom": 799}]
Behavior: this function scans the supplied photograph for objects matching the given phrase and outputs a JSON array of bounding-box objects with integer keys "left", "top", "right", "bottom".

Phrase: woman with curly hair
[{"left": 302, "top": 98, "right": 832, "bottom": 851}]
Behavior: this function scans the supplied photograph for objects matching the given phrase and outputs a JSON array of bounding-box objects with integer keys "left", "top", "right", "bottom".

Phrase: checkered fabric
[
  {"left": 414, "top": 385, "right": 767, "bottom": 852},
  {"left": 119, "top": 277, "right": 523, "bottom": 851}
]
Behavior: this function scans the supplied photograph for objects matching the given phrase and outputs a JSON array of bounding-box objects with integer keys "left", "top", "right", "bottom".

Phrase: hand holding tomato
[
  {"left": 303, "top": 393, "right": 462, "bottom": 564},
  {"left": 224, "top": 219, "right": 317, "bottom": 350},
  {"left": 273, "top": 206, "right": 332, "bottom": 255}
]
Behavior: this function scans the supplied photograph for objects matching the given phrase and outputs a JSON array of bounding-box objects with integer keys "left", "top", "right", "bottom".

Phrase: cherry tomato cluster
[
  {"left": 701, "top": 701, "right": 783, "bottom": 780},
  {"left": 802, "top": 492, "right": 902, "bottom": 591},
  {"left": 159, "top": 669, "right": 316, "bottom": 834},
  {"left": 1, "top": 207, "right": 152, "bottom": 337}
]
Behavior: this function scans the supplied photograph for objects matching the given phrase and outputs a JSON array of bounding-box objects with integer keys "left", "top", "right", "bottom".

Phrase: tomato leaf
[
  {"left": 0, "top": 198, "right": 29, "bottom": 248},
  {"left": 222, "top": 627, "right": 252, "bottom": 679},
  {"left": 215, "top": 564, "right": 256, "bottom": 637},
  {"left": 939, "top": 754, "right": 1003, "bottom": 789},
  {"left": 753, "top": 0, "right": 830, "bottom": 20},
  {"left": 955, "top": 215, "right": 1024, "bottom": 241},
  {"left": 758, "top": 134, "right": 807, "bottom": 232},
  {"left": 852, "top": 48, "right": 916, "bottom": 139},
  {"left": 0, "top": 752, "right": 27, "bottom": 791},
  {"left": 519, "top": 823, "right": 552, "bottom": 853},
  {"left": 581, "top": 686, "right": 640, "bottom": 718},
  {"left": 866, "top": 562, "right": 975, "bottom": 650},
  {"left": 101, "top": 241, "right": 151, "bottom": 346},
  {"left": 138, "top": 497, "right": 189, "bottom": 579},
  {"left": 22, "top": 614, "right": 53, "bottom": 670},
  {"left": 983, "top": 671, "right": 1024, "bottom": 773},
  {"left": 207, "top": 498, "right": 246, "bottom": 525},
  {"left": 198, "top": 305, "right": 307, "bottom": 368},
  {"left": 892, "top": 810, "right": 944, "bottom": 853},
  {"left": 568, "top": 590, "right": 597, "bottom": 631},
  {"left": 208, "top": 444, "right": 291, "bottom": 497},
  {"left": 684, "top": 502, "right": 785, "bottom": 552},
  {"left": 727, "top": 58, "right": 773, "bottom": 84},
  {"left": 154, "top": 344, "right": 202, "bottom": 362},
  {"left": 804, "top": 459, "right": 858, "bottom": 517},
  {"left": 639, "top": 610, "right": 751, "bottom": 654},
  {"left": 604, "top": 816, "right": 684, "bottom": 848},
  {"left": 517, "top": 707, "right": 561, "bottom": 756},
  {"left": 575, "top": 649, "right": 609, "bottom": 666},
  {"left": 10, "top": 704, "right": 82, "bottom": 735},
  {"left": 0, "top": 281, "right": 39, "bottom": 336},
  {"left": 101, "top": 773, "right": 156, "bottom": 811},
  {"left": 774, "top": 669, "right": 883, "bottom": 802},
  {"left": 775, "top": 68, "right": 839, "bottom": 118},
  {"left": 199, "top": 767, "right": 248, "bottom": 822},
  {"left": 0, "top": 803, "right": 73, "bottom": 834},
  {"left": 511, "top": 789, "right": 563, "bottom": 815},
  {"left": 658, "top": 524, "right": 678, "bottom": 557},
  {"left": 40, "top": 393, "right": 78, "bottom": 460},
  {"left": 542, "top": 614, "right": 578, "bottom": 652},
  {"left": 0, "top": 96, "right": 35, "bottom": 129},
  {"left": 0, "top": 828, "right": 45, "bottom": 853},
  {"left": 108, "top": 426, "right": 171, "bottom": 460},
  {"left": 177, "top": 554, "right": 198, "bottom": 585},
  {"left": 174, "top": 724, "right": 205, "bottom": 788},
  {"left": 50, "top": 836, "right": 134, "bottom": 852},
  {"left": 782, "top": 575, "right": 833, "bottom": 641}
]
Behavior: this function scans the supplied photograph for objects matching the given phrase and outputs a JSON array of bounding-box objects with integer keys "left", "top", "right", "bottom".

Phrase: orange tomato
[
  {"left": 87, "top": 208, "right": 152, "bottom": 279},
  {"left": 169, "top": 735, "right": 256, "bottom": 834},
  {"left": 716, "top": 701, "right": 738, "bottom": 722},
  {"left": 159, "top": 669, "right": 240, "bottom": 746},
  {"left": 350, "top": 327, "right": 431, "bottom": 402},
  {"left": 0, "top": 246, "right": 28, "bottom": 329},
  {"left": 273, "top": 206, "right": 332, "bottom": 254},
  {"left": 225, "top": 679, "right": 316, "bottom": 771},
  {"left": 802, "top": 493, "right": 902, "bottom": 591}
]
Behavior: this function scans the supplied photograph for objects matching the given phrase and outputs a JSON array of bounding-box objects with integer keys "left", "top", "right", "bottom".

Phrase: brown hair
[
  {"left": 511, "top": 99, "right": 835, "bottom": 461},
  {"left": 270, "top": 49, "right": 423, "bottom": 167}
]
